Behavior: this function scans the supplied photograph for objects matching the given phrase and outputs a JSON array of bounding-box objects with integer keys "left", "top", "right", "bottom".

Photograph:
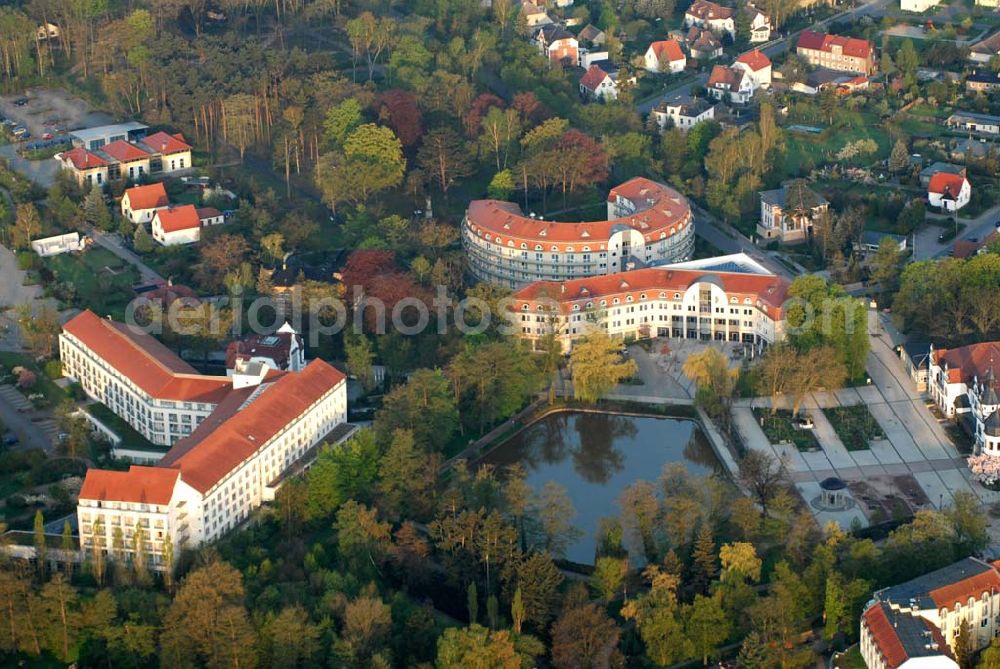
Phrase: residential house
[
  {"left": 966, "top": 70, "right": 1000, "bottom": 93},
  {"left": 741, "top": 6, "right": 772, "bottom": 42},
  {"left": 684, "top": 26, "right": 724, "bottom": 59},
  {"left": 518, "top": 2, "right": 552, "bottom": 27},
  {"left": 225, "top": 323, "right": 306, "bottom": 376},
  {"left": 899, "top": 341, "right": 931, "bottom": 392},
  {"left": 139, "top": 131, "right": 192, "bottom": 173},
  {"left": 510, "top": 253, "right": 790, "bottom": 352},
  {"left": 969, "top": 32, "right": 1000, "bottom": 64},
  {"left": 65, "top": 310, "right": 349, "bottom": 565},
  {"left": 856, "top": 230, "right": 908, "bottom": 253},
  {"left": 708, "top": 65, "right": 756, "bottom": 104},
  {"left": 121, "top": 182, "right": 170, "bottom": 224},
  {"left": 918, "top": 162, "right": 965, "bottom": 188},
  {"left": 928, "top": 342, "right": 1000, "bottom": 454},
  {"left": 36, "top": 23, "right": 60, "bottom": 40},
  {"left": 733, "top": 49, "right": 772, "bottom": 88},
  {"left": 927, "top": 172, "right": 971, "bottom": 212},
  {"left": 950, "top": 137, "right": 993, "bottom": 161},
  {"left": 652, "top": 95, "right": 716, "bottom": 130},
  {"left": 796, "top": 30, "right": 876, "bottom": 75},
  {"left": 948, "top": 107, "right": 999, "bottom": 129},
  {"left": 953, "top": 228, "right": 999, "bottom": 258},
  {"left": 578, "top": 24, "right": 606, "bottom": 46},
  {"left": 151, "top": 205, "right": 225, "bottom": 246},
  {"left": 644, "top": 40, "right": 686, "bottom": 74},
  {"left": 533, "top": 24, "right": 579, "bottom": 64},
  {"left": 757, "top": 180, "right": 830, "bottom": 243},
  {"left": 684, "top": 0, "right": 735, "bottom": 37},
  {"left": 901, "top": 0, "right": 940, "bottom": 11},
  {"left": 580, "top": 63, "right": 622, "bottom": 100},
  {"left": 55, "top": 147, "right": 109, "bottom": 188}
]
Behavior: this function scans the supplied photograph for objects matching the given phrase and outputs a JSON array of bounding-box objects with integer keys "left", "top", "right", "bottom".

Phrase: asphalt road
[
  {"left": 636, "top": 0, "right": 894, "bottom": 115},
  {"left": 914, "top": 204, "right": 1000, "bottom": 260}
]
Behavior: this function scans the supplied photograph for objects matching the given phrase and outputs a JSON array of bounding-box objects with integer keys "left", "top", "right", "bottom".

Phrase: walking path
[{"left": 88, "top": 228, "right": 164, "bottom": 285}]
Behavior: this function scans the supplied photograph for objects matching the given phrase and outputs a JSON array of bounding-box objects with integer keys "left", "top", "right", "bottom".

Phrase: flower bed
[
  {"left": 824, "top": 405, "right": 884, "bottom": 451},
  {"left": 752, "top": 407, "right": 820, "bottom": 452}
]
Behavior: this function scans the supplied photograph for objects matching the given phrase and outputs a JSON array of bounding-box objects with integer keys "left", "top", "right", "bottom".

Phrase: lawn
[
  {"left": 776, "top": 112, "right": 892, "bottom": 182},
  {"left": 84, "top": 402, "right": 163, "bottom": 453},
  {"left": 752, "top": 407, "right": 820, "bottom": 452},
  {"left": 824, "top": 405, "right": 883, "bottom": 451},
  {"left": 835, "top": 646, "right": 865, "bottom": 669},
  {"left": 42, "top": 247, "right": 138, "bottom": 318}
]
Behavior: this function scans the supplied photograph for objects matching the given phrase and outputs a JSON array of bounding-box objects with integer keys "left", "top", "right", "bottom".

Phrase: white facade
[
  {"left": 653, "top": 101, "right": 715, "bottom": 130},
  {"left": 31, "top": 232, "right": 85, "bottom": 257},
  {"left": 734, "top": 60, "right": 772, "bottom": 88},
  {"left": 928, "top": 344, "right": 1000, "bottom": 455},
  {"left": 643, "top": 43, "right": 686, "bottom": 74},
  {"left": 745, "top": 9, "right": 772, "bottom": 42},
  {"left": 928, "top": 178, "right": 971, "bottom": 212},
  {"left": 901, "top": 0, "right": 940, "bottom": 11},
  {"left": 121, "top": 191, "right": 168, "bottom": 224},
  {"left": 151, "top": 217, "right": 201, "bottom": 246}
]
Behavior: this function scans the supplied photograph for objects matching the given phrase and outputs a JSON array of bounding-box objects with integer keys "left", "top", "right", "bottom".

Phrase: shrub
[
  {"left": 43, "top": 360, "right": 62, "bottom": 379},
  {"left": 16, "top": 369, "right": 36, "bottom": 389},
  {"left": 15, "top": 251, "right": 36, "bottom": 271}
]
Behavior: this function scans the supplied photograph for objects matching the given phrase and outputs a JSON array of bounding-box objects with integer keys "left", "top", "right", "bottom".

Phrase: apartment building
[
  {"left": 861, "top": 557, "right": 1000, "bottom": 669},
  {"left": 510, "top": 253, "right": 789, "bottom": 352},
  {"left": 56, "top": 130, "right": 193, "bottom": 188},
  {"left": 758, "top": 180, "right": 830, "bottom": 243},
  {"left": 71, "top": 312, "right": 348, "bottom": 566},
  {"left": 464, "top": 177, "right": 695, "bottom": 288},
  {"left": 928, "top": 342, "right": 1000, "bottom": 454},
  {"left": 796, "top": 31, "right": 876, "bottom": 75}
]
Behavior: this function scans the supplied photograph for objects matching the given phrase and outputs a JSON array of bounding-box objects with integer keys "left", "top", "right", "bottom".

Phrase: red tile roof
[
  {"left": 101, "top": 139, "right": 150, "bottom": 163},
  {"left": 62, "top": 309, "right": 233, "bottom": 403},
  {"left": 155, "top": 205, "right": 201, "bottom": 233},
  {"left": 59, "top": 147, "right": 108, "bottom": 170},
  {"left": 512, "top": 266, "right": 791, "bottom": 316},
  {"left": 687, "top": 26, "right": 721, "bottom": 51},
  {"left": 930, "top": 568, "right": 1000, "bottom": 608},
  {"left": 466, "top": 177, "right": 691, "bottom": 253},
  {"left": 686, "top": 0, "right": 734, "bottom": 21},
  {"left": 80, "top": 466, "right": 179, "bottom": 505},
  {"left": 160, "top": 359, "right": 345, "bottom": 493},
  {"left": 797, "top": 30, "right": 873, "bottom": 59},
  {"left": 197, "top": 207, "right": 223, "bottom": 220},
  {"left": 928, "top": 172, "right": 968, "bottom": 197},
  {"left": 932, "top": 342, "right": 1000, "bottom": 388},
  {"left": 708, "top": 65, "right": 739, "bottom": 89},
  {"left": 649, "top": 40, "right": 685, "bottom": 63},
  {"left": 124, "top": 183, "right": 169, "bottom": 211},
  {"left": 736, "top": 49, "right": 771, "bottom": 71},
  {"left": 580, "top": 64, "right": 611, "bottom": 91},
  {"left": 141, "top": 131, "right": 191, "bottom": 155},
  {"left": 862, "top": 605, "right": 909, "bottom": 669}
]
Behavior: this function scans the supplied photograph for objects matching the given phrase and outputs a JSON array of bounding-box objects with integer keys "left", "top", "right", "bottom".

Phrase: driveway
[{"left": 913, "top": 204, "right": 1000, "bottom": 260}]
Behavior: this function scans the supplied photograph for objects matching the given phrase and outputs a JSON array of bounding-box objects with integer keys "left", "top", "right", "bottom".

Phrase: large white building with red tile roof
[
  {"left": 861, "top": 557, "right": 1000, "bottom": 669},
  {"left": 55, "top": 129, "right": 193, "bottom": 188},
  {"left": 509, "top": 253, "right": 789, "bottom": 351},
  {"left": 67, "top": 310, "right": 348, "bottom": 566},
  {"left": 463, "top": 177, "right": 695, "bottom": 288}
]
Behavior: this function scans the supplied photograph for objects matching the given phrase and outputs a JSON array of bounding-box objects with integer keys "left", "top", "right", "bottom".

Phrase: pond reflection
[{"left": 482, "top": 411, "right": 719, "bottom": 564}]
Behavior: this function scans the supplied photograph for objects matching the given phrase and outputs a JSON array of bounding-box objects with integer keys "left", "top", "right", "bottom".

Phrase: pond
[{"left": 481, "top": 411, "right": 721, "bottom": 565}]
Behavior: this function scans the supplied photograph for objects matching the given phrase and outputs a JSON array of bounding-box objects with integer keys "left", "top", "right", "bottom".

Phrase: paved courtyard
[{"left": 732, "top": 332, "right": 999, "bottom": 528}]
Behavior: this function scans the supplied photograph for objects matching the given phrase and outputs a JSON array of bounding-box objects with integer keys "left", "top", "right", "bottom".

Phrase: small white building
[
  {"left": 121, "top": 182, "right": 170, "bottom": 224},
  {"left": 580, "top": 63, "right": 622, "bottom": 100},
  {"left": 733, "top": 50, "right": 772, "bottom": 88},
  {"left": 652, "top": 96, "right": 715, "bottom": 130},
  {"left": 707, "top": 65, "right": 756, "bottom": 104},
  {"left": 742, "top": 6, "right": 772, "bottom": 42},
  {"left": 927, "top": 173, "right": 971, "bottom": 212},
  {"left": 151, "top": 205, "right": 225, "bottom": 246},
  {"left": 643, "top": 40, "right": 686, "bottom": 74},
  {"left": 225, "top": 323, "right": 306, "bottom": 375},
  {"left": 31, "top": 232, "right": 85, "bottom": 257}
]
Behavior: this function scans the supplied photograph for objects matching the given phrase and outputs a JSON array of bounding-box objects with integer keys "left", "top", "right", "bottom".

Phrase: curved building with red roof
[{"left": 463, "top": 177, "right": 695, "bottom": 288}]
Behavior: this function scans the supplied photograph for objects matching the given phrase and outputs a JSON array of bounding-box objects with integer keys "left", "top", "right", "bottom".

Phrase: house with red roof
[
  {"left": 643, "top": 40, "right": 686, "bottom": 74},
  {"left": 151, "top": 204, "right": 226, "bottom": 246},
  {"left": 734, "top": 49, "right": 772, "bottom": 88},
  {"left": 510, "top": 252, "right": 790, "bottom": 351},
  {"left": 708, "top": 64, "right": 756, "bottom": 103},
  {"left": 579, "top": 62, "right": 624, "bottom": 100},
  {"left": 861, "top": 557, "right": 1000, "bottom": 669},
  {"left": 928, "top": 341, "right": 1000, "bottom": 454},
  {"left": 64, "top": 309, "right": 349, "bottom": 567},
  {"left": 138, "top": 131, "right": 193, "bottom": 173},
  {"left": 101, "top": 139, "right": 151, "bottom": 181},
  {"left": 927, "top": 172, "right": 971, "bottom": 212},
  {"left": 684, "top": 0, "right": 735, "bottom": 37},
  {"left": 54, "top": 147, "right": 109, "bottom": 188},
  {"left": 121, "top": 182, "right": 170, "bottom": 224},
  {"left": 796, "top": 30, "right": 876, "bottom": 75},
  {"left": 682, "top": 26, "right": 724, "bottom": 59}
]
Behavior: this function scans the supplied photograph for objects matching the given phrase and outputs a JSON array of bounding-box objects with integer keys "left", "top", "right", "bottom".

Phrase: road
[
  {"left": 88, "top": 228, "right": 165, "bottom": 284},
  {"left": 692, "top": 202, "right": 797, "bottom": 278},
  {"left": 636, "top": 0, "right": 893, "bottom": 115},
  {"left": 913, "top": 204, "right": 1000, "bottom": 260}
]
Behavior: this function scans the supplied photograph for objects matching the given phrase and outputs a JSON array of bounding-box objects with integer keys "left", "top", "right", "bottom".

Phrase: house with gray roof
[{"left": 757, "top": 180, "right": 829, "bottom": 243}]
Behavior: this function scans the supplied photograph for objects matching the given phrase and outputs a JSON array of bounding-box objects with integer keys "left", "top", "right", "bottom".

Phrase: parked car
[
  {"left": 41, "top": 132, "right": 53, "bottom": 140},
  {"left": 2, "top": 433, "right": 18, "bottom": 446},
  {"left": 794, "top": 416, "right": 814, "bottom": 430},
  {"left": 13, "top": 97, "right": 29, "bottom": 106}
]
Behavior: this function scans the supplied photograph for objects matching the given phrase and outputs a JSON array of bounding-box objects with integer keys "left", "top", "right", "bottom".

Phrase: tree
[
  {"left": 869, "top": 237, "right": 903, "bottom": 295},
  {"left": 570, "top": 333, "right": 637, "bottom": 404},
  {"left": 948, "top": 490, "right": 989, "bottom": 557},
  {"left": 551, "top": 603, "right": 624, "bottom": 669},
  {"left": 335, "top": 500, "right": 392, "bottom": 575},
  {"left": 509, "top": 551, "right": 563, "bottom": 631},
  {"left": 374, "top": 369, "right": 459, "bottom": 452},
  {"left": 345, "top": 332, "right": 376, "bottom": 391},
  {"left": 195, "top": 234, "right": 250, "bottom": 292},
  {"left": 159, "top": 560, "right": 259, "bottom": 669},
  {"left": 304, "top": 429, "right": 381, "bottom": 520},
  {"left": 39, "top": 574, "right": 80, "bottom": 662},
  {"left": 719, "top": 542, "right": 762, "bottom": 584},
  {"left": 12, "top": 203, "right": 40, "bottom": 249},
  {"left": 33, "top": 510, "right": 46, "bottom": 579},
  {"left": 467, "top": 581, "right": 479, "bottom": 625},
  {"left": 16, "top": 304, "right": 60, "bottom": 359},
  {"left": 956, "top": 619, "right": 974, "bottom": 669},
  {"left": 261, "top": 606, "right": 320, "bottom": 669},
  {"left": 590, "top": 556, "right": 628, "bottom": 603},
  {"left": 685, "top": 594, "right": 730, "bottom": 665},
  {"left": 323, "top": 99, "right": 364, "bottom": 149},
  {"left": 83, "top": 185, "right": 112, "bottom": 229},
  {"left": 316, "top": 124, "right": 406, "bottom": 212},
  {"left": 896, "top": 39, "right": 919, "bottom": 82},
  {"left": 488, "top": 169, "right": 515, "bottom": 200},
  {"left": 621, "top": 569, "right": 693, "bottom": 666},
  {"left": 132, "top": 220, "right": 153, "bottom": 253},
  {"left": 888, "top": 139, "right": 909, "bottom": 174},
  {"left": 378, "top": 429, "right": 439, "bottom": 521},
  {"left": 436, "top": 624, "right": 521, "bottom": 669},
  {"left": 738, "top": 449, "right": 786, "bottom": 518},
  {"left": 691, "top": 524, "right": 718, "bottom": 594},
  {"left": 60, "top": 521, "right": 73, "bottom": 579},
  {"left": 417, "top": 127, "right": 476, "bottom": 197}
]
